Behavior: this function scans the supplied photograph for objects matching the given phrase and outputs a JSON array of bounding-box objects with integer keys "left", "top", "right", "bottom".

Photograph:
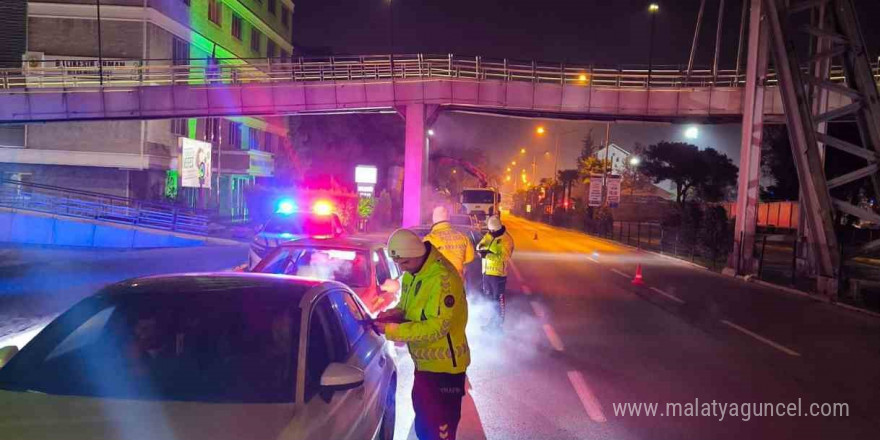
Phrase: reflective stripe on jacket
[
  {"left": 478, "top": 230, "right": 514, "bottom": 277},
  {"left": 424, "top": 221, "right": 475, "bottom": 275},
  {"left": 385, "top": 245, "right": 470, "bottom": 374}
]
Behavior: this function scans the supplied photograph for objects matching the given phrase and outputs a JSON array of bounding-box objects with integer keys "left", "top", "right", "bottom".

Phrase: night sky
[{"left": 293, "top": 1, "right": 880, "bottom": 179}]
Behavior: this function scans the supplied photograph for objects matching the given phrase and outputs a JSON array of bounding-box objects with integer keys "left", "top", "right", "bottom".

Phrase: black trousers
[
  {"left": 412, "top": 371, "right": 466, "bottom": 440},
  {"left": 482, "top": 275, "right": 507, "bottom": 325}
]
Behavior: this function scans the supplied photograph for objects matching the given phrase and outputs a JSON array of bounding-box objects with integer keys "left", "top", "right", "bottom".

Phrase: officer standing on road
[
  {"left": 424, "top": 206, "right": 475, "bottom": 279},
  {"left": 477, "top": 216, "right": 514, "bottom": 330},
  {"left": 375, "top": 229, "right": 470, "bottom": 440}
]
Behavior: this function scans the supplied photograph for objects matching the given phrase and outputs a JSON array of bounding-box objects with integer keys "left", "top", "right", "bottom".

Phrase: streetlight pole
[
  {"left": 647, "top": 3, "right": 660, "bottom": 86},
  {"left": 96, "top": 0, "right": 104, "bottom": 85}
]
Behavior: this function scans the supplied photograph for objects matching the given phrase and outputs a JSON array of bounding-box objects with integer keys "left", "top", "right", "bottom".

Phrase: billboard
[
  {"left": 180, "top": 138, "right": 212, "bottom": 189},
  {"left": 606, "top": 175, "right": 622, "bottom": 208},
  {"left": 589, "top": 174, "right": 604, "bottom": 207}
]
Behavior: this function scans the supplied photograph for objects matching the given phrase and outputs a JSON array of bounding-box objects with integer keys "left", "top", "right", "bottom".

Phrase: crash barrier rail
[
  {"left": 1, "top": 54, "right": 878, "bottom": 90},
  {"left": 0, "top": 179, "right": 209, "bottom": 235}
]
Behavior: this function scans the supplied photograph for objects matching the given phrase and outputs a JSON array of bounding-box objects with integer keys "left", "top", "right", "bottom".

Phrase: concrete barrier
[{"left": 0, "top": 207, "right": 205, "bottom": 248}]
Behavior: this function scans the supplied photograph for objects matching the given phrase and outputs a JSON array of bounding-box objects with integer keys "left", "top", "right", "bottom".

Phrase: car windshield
[
  {"left": 259, "top": 247, "right": 370, "bottom": 288},
  {"left": 0, "top": 288, "right": 302, "bottom": 403},
  {"left": 263, "top": 213, "right": 335, "bottom": 236},
  {"left": 462, "top": 190, "right": 496, "bottom": 204}
]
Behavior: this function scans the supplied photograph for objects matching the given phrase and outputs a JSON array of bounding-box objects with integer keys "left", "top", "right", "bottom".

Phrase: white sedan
[{"left": 0, "top": 273, "right": 397, "bottom": 440}]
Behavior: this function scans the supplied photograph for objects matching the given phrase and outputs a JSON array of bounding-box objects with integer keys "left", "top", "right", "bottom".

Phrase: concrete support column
[
  {"left": 726, "top": 0, "right": 769, "bottom": 276},
  {"left": 402, "top": 103, "right": 427, "bottom": 227}
]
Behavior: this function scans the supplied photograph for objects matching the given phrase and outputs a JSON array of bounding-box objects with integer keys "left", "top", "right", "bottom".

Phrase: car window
[
  {"left": 383, "top": 248, "right": 400, "bottom": 279},
  {"left": 330, "top": 290, "right": 365, "bottom": 347},
  {"left": 305, "top": 296, "right": 348, "bottom": 401},
  {"left": 0, "top": 292, "right": 300, "bottom": 403},
  {"left": 257, "top": 247, "right": 370, "bottom": 287},
  {"left": 374, "top": 249, "right": 391, "bottom": 285}
]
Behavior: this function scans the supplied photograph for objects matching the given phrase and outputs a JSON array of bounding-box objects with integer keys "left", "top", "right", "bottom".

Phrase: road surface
[{"left": 2, "top": 217, "right": 879, "bottom": 439}]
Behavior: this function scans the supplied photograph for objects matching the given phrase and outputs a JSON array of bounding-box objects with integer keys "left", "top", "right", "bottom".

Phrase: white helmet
[
  {"left": 432, "top": 206, "right": 450, "bottom": 224},
  {"left": 387, "top": 229, "right": 426, "bottom": 259},
  {"left": 487, "top": 216, "right": 502, "bottom": 232}
]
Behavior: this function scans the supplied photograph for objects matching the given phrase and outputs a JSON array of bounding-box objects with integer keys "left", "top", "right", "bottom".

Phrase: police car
[{"left": 249, "top": 199, "right": 346, "bottom": 270}]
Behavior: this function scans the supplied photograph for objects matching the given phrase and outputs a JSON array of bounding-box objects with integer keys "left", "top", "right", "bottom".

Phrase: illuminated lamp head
[
  {"left": 276, "top": 199, "right": 298, "bottom": 215},
  {"left": 312, "top": 200, "right": 334, "bottom": 216}
]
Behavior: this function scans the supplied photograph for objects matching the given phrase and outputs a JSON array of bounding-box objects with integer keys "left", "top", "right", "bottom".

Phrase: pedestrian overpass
[{"left": 0, "top": 54, "right": 871, "bottom": 124}]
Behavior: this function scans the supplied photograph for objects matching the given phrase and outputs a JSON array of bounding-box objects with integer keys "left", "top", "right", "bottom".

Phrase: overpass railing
[
  {"left": 1, "top": 54, "right": 877, "bottom": 90},
  {"left": 0, "top": 179, "right": 209, "bottom": 236}
]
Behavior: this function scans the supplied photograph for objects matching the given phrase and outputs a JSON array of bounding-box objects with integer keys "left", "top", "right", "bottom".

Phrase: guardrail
[
  {"left": 2, "top": 54, "right": 877, "bottom": 90},
  {"left": 0, "top": 179, "right": 209, "bottom": 235}
]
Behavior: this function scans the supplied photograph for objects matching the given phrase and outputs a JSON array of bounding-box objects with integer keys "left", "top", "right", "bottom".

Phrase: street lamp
[
  {"left": 427, "top": 129, "right": 435, "bottom": 136},
  {"left": 629, "top": 156, "right": 641, "bottom": 166},
  {"left": 511, "top": 161, "right": 517, "bottom": 166},
  {"left": 647, "top": 3, "right": 660, "bottom": 86},
  {"left": 536, "top": 126, "right": 546, "bottom": 135},
  {"left": 685, "top": 126, "right": 699, "bottom": 139}
]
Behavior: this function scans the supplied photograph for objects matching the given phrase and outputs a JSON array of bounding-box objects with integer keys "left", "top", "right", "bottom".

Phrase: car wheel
[{"left": 378, "top": 377, "right": 397, "bottom": 440}]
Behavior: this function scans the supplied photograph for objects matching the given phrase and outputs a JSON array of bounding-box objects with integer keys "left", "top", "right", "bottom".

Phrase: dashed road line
[
  {"left": 522, "top": 285, "right": 533, "bottom": 295},
  {"left": 567, "top": 371, "right": 608, "bottom": 423},
  {"left": 530, "top": 300, "right": 546, "bottom": 320},
  {"left": 649, "top": 286, "right": 686, "bottom": 304},
  {"left": 720, "top": 320, "right": 801, "bottom": 357},
  {"left": 542, "top": 324, "right": 565, "bottom": 351},
  {"left": 611, "top": 269, "right": 630, "bottom": 279}
]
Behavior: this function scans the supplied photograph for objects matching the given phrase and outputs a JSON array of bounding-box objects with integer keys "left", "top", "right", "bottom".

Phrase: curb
[{"left": 742, "top": 277, "right": 880, "bottom": 320}]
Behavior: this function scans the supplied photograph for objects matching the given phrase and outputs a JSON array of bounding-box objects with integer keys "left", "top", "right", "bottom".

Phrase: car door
[
  {"left": 328, "top": 290, "right": 388, "bottom": 438},
  {"left": 291, "top": 295, "right": 362, "bottom": 440}
]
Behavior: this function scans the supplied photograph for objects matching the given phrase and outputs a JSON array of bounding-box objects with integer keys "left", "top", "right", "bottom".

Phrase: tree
[
  {"left": 557, "top": 169, "right": 580, "bottom": 210},
  {"left": 577, "top": 128, "right": 601, "bottom": 164},
  {"left": 761, "top": 125, "right": 799, "bottom": 201},
  {"left": 641, "top": 141, "right": 738, "bottom": 205},
  {"left": 577, "top": 156, "right": 611, "bottom": 182}
]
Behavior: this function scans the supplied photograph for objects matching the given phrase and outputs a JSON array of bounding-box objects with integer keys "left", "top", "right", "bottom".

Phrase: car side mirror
[
  {"left": 0, "top": 345, "right": 19, "bottom": 370},
  {"left": 320, "top": 363, "right": 365, "bottom": 391}
]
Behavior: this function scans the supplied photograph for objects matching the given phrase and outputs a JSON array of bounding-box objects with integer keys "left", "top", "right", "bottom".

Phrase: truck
[{"left": 460, "top": 187, "right": 501, "bottom": 230}]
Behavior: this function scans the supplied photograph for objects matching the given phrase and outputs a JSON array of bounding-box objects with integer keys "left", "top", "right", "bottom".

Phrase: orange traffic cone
[
  {"left": 533, "top": 232, "right": 538, "bottom": 240},
  {"left": 631, "top": 264, "right": 644, "bottom": 286}
]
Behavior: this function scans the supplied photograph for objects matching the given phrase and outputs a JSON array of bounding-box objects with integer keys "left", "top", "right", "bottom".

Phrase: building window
[
  {"left": 268, "top": 0, "right": 277, "bottom": 16},
  {"left": 281, "top": 6, "right": 289, "bottom": 28},
  {"left": 172, "top": 37, "right": 190, "bottom": 65},
  {"left": 267, "top": 40, "right": 276, "bottom": 59},
  {"left": 208, "top": 0, "right": 222, "bottom": 26},
  {"left": 227, "top": 122, "right": 242, "bottom": 149},
  {"left": 231, "top": 14, "right": 242, "bottom": 40},
  {"left": 250, "top": 29, "right": 262, "bottom": 54},
  {"left": 248, "top": 127, "right": 259, "bottom": 150},
  {"left": 204, "top": 118, "right": 221, "bottom": 144},
  {"left": 171, "top": 119, "right": 188, "bottom": 136},
  {"left": 264, "top": 132, "right": 274, "bottom": 153}
]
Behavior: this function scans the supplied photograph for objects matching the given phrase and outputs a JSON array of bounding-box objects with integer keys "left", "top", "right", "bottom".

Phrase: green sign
[{"left": 165, "top": 170, "right": 179, "bottom": 200}]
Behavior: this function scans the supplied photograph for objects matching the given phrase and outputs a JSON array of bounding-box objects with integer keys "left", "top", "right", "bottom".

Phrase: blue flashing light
[
  {"left": 276, "top": 199, "right": 298, "bottom": 215},
  {"left": 280, "top": 233, "right": 295, "bottom": 239}
]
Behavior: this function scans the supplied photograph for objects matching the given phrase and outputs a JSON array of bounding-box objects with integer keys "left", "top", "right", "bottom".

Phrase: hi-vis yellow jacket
[
  {"left": 424, "top": 221, "right": 475, "bottom": 275},
  {"left": 478, "top": 229, "right": 514, "bottom": 277},
  {"left": 385, "top": 245, "right": 470, "bottom": 374}
]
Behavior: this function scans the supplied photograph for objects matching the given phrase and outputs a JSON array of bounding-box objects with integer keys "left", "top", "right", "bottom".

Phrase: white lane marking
[
  {"left": 649, "top": 286, "right": 686, "bottom": 304},
  {"left": 530, "top": 300, "right": 546, "bottom": 320},
  {"left": 509, "top": 260, "right": 525, "bottom": 283},
  {"left": 567, "top": 371, "right": 608, "bottom": 423},
  {"left": 720, "top": 320, "right": 801, "bottom": 357},
  {"left": 542, "top": 324, "right": 565, "bottom": 351},
  {"left": 522, "top": 285, "right": 533, "bottom": 295},
  {"left": 611, "top": 269, "right": 630, "bottom": 279}
]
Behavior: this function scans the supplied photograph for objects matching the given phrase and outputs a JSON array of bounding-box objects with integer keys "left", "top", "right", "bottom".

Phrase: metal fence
[
  {"left": 1, "top": 54, "right": 877, "bottom": 90},
  {"left": 0, "top": 179, "right": 209, "bottom": 235},
  {"left": 591, "top": 221, "right": 730, "bottom": 269}
]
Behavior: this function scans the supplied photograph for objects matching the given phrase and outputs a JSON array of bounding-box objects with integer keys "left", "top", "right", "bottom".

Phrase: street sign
[
  {"left": 607, "top": 175, "right": 622, "bottom": 208},
  {"left": 589, "top": 174, "right": 604, "bottom": 207}
]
